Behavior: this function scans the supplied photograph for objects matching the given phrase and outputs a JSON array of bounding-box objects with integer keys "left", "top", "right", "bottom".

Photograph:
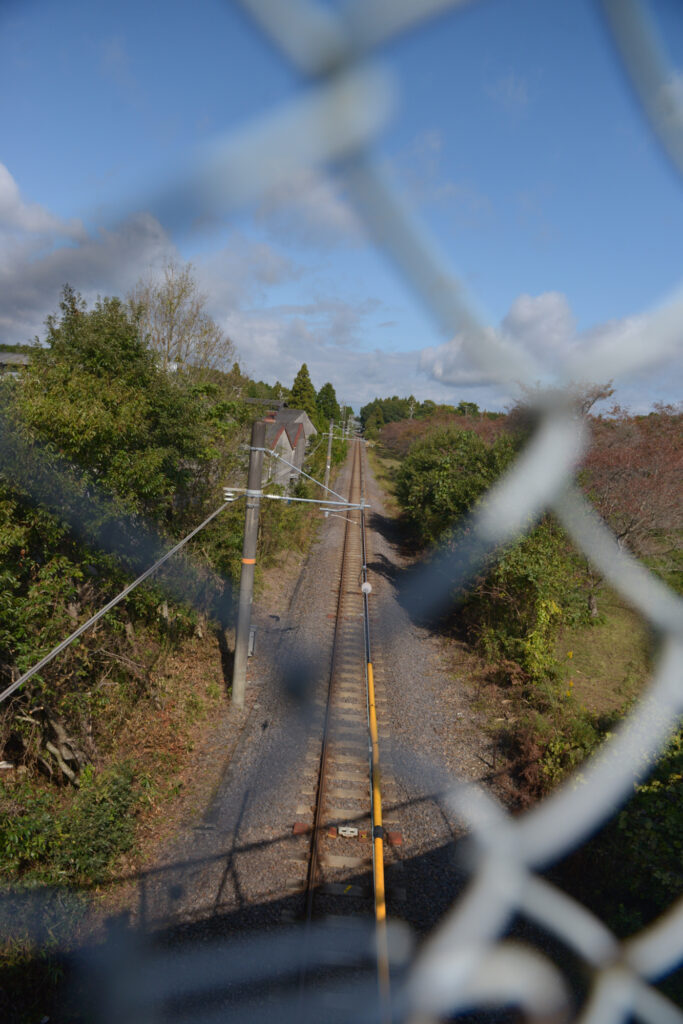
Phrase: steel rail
[
  {"left": 298, "top": 438, "right": 391, "bottom": 1018},
  {"left": 303, "top": 437, "right": 362, "bottom": 919}
]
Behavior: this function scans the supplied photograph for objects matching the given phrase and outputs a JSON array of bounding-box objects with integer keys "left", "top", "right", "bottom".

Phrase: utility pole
[
  {"left": 231, "top": 419, "right": 266, "bottom": 708},
  {"left": 323, "top": 418, "right": 334, "bottom": 494}
]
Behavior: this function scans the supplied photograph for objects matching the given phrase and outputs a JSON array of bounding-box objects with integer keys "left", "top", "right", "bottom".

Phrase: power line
[
  {"left": 0, "top": 501, "right": 233, "bottom": 706},
  {"left": 268, "top": 449, "right": 347, "bottom": 502}
]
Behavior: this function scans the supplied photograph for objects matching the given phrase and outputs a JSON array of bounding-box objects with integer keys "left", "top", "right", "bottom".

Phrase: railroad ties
[{"left": 286, "top": 439, "right": 404, "bottom": 926}]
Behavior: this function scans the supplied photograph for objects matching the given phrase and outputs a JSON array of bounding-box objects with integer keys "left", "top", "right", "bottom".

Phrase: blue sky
[{"left": 1, "top": 0, "right": 682, "bottom": 410}]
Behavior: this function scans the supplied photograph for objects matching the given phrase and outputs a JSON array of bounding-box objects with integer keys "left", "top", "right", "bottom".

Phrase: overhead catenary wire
[
  {"left": 267, "top": 449, "right": 348, "bottom": 502},
  {"left": 9, "top": 442, "right": 358, "bottom": 713},
  {"left": 0, "top": 501, "right": 235, "bottom": 706}
]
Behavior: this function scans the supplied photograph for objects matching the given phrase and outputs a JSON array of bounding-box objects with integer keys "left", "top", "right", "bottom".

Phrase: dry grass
[
  {"left": 555, "top": 589, "right": 652, "bottom": 715},
  {"left": 366, "top": 444, "right": 401, "bottom": 515}
]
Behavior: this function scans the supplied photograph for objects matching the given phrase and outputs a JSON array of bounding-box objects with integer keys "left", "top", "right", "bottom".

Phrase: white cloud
[
  {"left": 2, "top": 157, "right": 676, "bottom": 413},
  {"left": 224, "top": 294, "right": 382, "bottom": 384},
  {"left": 502, "top": 291, "right": 575, "bottom": 360},
  {"left": 222, "top": 298, "right": 511, "bottom": 410},
  {"left": 276, "top": 297, "right": 380, "bottom": 347},
  {"left": 194, "top": 233, "right": 300, "bottom": 314},
  {"left": 0, "top": 163, "right": 84, "bottom": 239},
  {"left": 418, "top": 331, "right": 499, "bottom": 388},
  {"left": 418, "top": 291, "right": 588, "bottom": 396},
  {"left": 0, "top": 165, "right": 303, "bottom": 350},
  {"left": 0, "top": 207, "right": 175, "bottom": 343},
  {"left": 419, "top": 292, "right": 578, "bottom": 395},
  {"left": 419, "top": 291, "right": 682, "bottom": 412}
]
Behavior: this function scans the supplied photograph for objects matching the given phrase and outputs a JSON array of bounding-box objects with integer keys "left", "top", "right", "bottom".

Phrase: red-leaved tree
[{"left": 582, "top": 404, "right": 682, "bottom": 555}]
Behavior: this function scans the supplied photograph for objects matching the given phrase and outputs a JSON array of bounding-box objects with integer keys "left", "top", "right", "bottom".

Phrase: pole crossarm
[{"left": 223, "top": 486, "right": 368, "bottom": 509}]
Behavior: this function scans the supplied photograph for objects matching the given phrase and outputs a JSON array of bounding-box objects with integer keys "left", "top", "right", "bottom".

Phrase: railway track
[{"left": 287, "top": 438, "right": 403, "bottom": 1008}]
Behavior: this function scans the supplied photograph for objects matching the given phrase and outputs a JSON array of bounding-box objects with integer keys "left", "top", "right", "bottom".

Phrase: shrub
[
  {"left": 395, "top": 425, "right": 589, "bottom": 693},
  {"left": 463, "top": 518, "right": 590, "bottom": 688},
  {"left": 612, "top": 728, "right": 683, "bottom": 921},
  {"left": 57, "top": 762, "right": 137, "bottom": 882},
  {"left": 395, "top": 427, "right": 516, "bottom": 544},
  {"left": 0, "top": 763, "right": 138, "bottom": 885}
]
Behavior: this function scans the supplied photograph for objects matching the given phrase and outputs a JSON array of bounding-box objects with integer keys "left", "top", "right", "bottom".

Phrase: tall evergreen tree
[
  {"left": 290, "top": 363, "right": 318, "bottom": 420},
  {"left": 316, "top": 381, "right": 341, "bottom": 423}
]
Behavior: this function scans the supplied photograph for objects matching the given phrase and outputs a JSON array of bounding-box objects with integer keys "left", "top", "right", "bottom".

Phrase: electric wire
[
  {"left": 267, "top": 449, "right": 348, "bottom": 502},
  {"left": 0, "top": 501, "right": 234, "bottom": 706}
]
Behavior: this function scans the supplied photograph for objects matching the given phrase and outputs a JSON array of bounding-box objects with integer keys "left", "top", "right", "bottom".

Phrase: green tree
[
  {"left": 456, "top": 401, "right": 480, "bottom": 417},
  {"left": 290, "top": 363, "right": 318, "bottom": 421},
  {"left": 0, "top": 286, "right": 253, "bottom": 780},
  {"left": 395, "top": 425, "right": 588, "bottom": 687},
  {"left": 316, "top": 381, "right": 341, "bottom": 423},
  {"left": 395, "top": 427, "right": 515, "bottom": 544},
  {"left": 15, "top": 286, "right": 210, "bottom": 525}
]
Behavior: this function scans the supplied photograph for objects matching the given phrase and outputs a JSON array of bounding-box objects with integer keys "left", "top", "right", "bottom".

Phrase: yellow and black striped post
[
  {"left": 360, "top": 466, "right": 391, "bottom": 1020},
  {"left": 367, "top": 659, "right": 390, "bottom": 1010}
]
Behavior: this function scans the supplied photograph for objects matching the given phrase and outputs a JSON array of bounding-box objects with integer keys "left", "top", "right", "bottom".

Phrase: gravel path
[{"left": 363, "top": 451, "right": 498, "bottom": 935}]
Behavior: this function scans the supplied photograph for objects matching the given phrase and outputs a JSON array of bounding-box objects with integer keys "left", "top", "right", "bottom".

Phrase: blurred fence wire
[{"left": 2, "top": 0, "right": 683, "bottom": 1021}]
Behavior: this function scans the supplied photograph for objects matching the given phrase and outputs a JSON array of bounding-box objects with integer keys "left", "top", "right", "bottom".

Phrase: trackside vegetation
[
  {"left": 378, "top": 399, "right": 682, "bottom": 953},
  {"left": 0, "top": 283, "right": 346, "bottom": 907}
]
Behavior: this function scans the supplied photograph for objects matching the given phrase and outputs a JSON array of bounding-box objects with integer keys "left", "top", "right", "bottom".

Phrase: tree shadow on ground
[
  {"left": 215, "top": 626, "right": 234, "bottom": 694},
  {"left": 368, "top": 510, "right": 469, "bottom": 642},
  {"left": 3, "top": 818, "right": 634, "bottom": 1024},
  {"left": 368, "top": 509, "right": 418, "bottom": 557},
  {"left": 0, "top": 826, "right": 469, "bottom": 1024}
]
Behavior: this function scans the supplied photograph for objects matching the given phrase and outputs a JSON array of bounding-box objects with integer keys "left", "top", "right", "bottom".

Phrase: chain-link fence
[{"left": 1, "top": 1, "right": 683, "bottom": 1021}]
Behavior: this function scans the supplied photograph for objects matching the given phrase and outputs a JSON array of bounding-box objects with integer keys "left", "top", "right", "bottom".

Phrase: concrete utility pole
[
  {"left": 231, "top": 419, "right": 266, "bottom": 708},
  {"left": 323, "top": 418, "right": 334, "bottom": 494}
]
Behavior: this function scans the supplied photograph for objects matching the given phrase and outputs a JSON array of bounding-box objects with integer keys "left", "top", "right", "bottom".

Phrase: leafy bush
[
  {"left": 57, "top": 762, "right": 137, "bottom": 881},
  {"left": 539, "top": 707, "right": 610, "bottom": 786},
  {"left": 557, "top": 726, "right": 683, "bottom": 948},
  {"left": 463, "top": 518, "right": 590, "bottom": 688},
  {"left": 395, "top": 425, "right": 589, "bottom": 692},
  {"left": 613, "top": 728, "right": 683, "bottom": 921},
  {"left": 0, "top": 763, "right": 137, "bottom": 884},
  {"left": 13, "top": 287, "right": 218, "bottom": 527},
  {"left": 0, "top": 288, "right": 253, "bottom": 775},
  {"left": 395, "top": 427, "right": 516, "bottom": 545},
  {"left": 0, "top": 784, "right": 59, "bottom": 877}
]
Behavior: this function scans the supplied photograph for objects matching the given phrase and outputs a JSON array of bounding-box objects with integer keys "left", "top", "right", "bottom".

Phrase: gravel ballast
[{"left": 89, "top": 447, "right": 502, "bottom": 1017}]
